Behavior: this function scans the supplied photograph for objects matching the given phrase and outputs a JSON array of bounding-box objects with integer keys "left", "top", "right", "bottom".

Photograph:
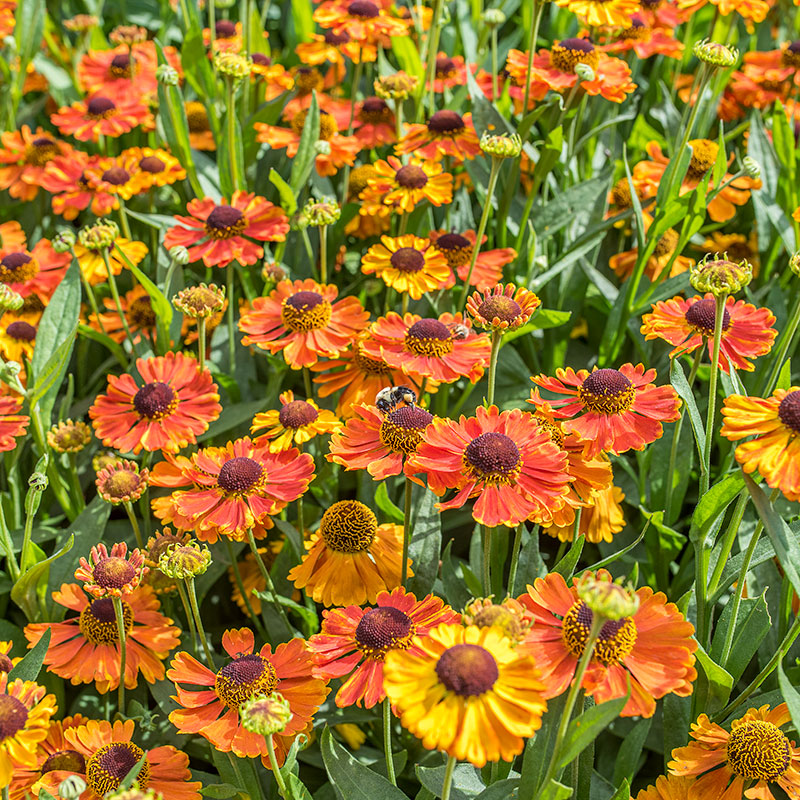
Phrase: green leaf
[
  {"left": 269, "top": 168, "right": 298, "bottom": 217},
  {"left": 613, "top": 718, "right": 652, "bottom": 786},
  {"left": 690, "top": 473, "right": 744, "bottom": 546},
  {"left": 125, "top": 255, "right": 173, "bottom": 354},
  {"left": 391, "top": 35, "right": 424, "bottom": 83},
  {"left": 441, "top": 539, "right": 472, "bottom": 610},
  {"left": 669, "top": 359, "right": 705, "bottom": 461},
  {"left": 289, "top": 92, "right": 319, "bottom": 195},
  {"left": 321, "top": 727, "right": 407, "bottom": 800},
  {"left": 777, "top": 357, "right": 792, "bottom": 392},
  {"left": 710, "top": 593, "right": 771, "bottom": 683},
  {"left": 407, "top": 485, "right": 442, "bottom": 597},
  {"left": 77, "top": 323, "right": 127, "bottom": 366},
  {"left": 285, "top": 774, "right": 313, "bottom": 800},
  {"left": 694, "top": 644, "right": 734, "bottom": 715},
  {"left": 553, "top": 534, "right": 585, "bottom": 579},
  {"left": 11, "top": 535, "right": 74, "bottom": 622},
  {"left": 374, "top": 482, "right": 404, "bottom": 523},
  {"left": 778, "top": 660, "right": 800, "bottom": 733},
  {"left": 475, "top": 780, "right": 519, "bottom": 800},
  {"left": 200, "top": 785, "right": 240, "bottom": 799},
  {"left": 28, "top": 329, "right": 79, "bottom": 408},
  {"left": 537, "top": 780, "right": 572, "bottom": 800},
  {"left": 291, "top": 0, "right": 314, "bottom": 47},
  {"left": 14, "top": 0, "right": 45, "bottom": 78},
  {"left": 120, "top": 755, "right": 148, "bottom": 790},
  {"left": 609, "top": 779, "right": 631, "bottom": 800},
  {"left": 557, "top": 691, "right": 629, "bottom": 769},
  {"left": 417, "top": 763, "right": 484, "bottom": 800},
  {"left": 710, "top": 538, "right": 775, "bottom": 603},
  {"left": 8, "top": 626, "right": 50, "bottom": 681}
]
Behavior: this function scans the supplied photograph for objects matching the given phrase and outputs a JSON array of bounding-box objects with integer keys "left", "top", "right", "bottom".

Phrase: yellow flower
[
  {"left": 360, "top": 235, "right": 450, "bottom": 300},
  {"left": 73, "top": 237, "right": 148, "bottom": 286},
  {"left": 251, "top": 390, "right": 341, "bottom": 452}
]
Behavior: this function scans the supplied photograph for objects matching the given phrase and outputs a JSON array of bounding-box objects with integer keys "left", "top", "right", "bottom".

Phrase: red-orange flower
[
  {"left": 641, "top": 293, "right": 777, "bottom": 373},
  {"left": 410, "top": 405, "right": 572, "bottom": 527},
  {"left": 396, "top": 110, "right": 481, "bottom": 161},
  {"left": 362, "top": 312, "right": 491, "bottom": 384},
  {"left": 309, "top": 587, "right": 460, "bottom": 708},
  {"left": 426, "top": 53, "right": 468, "bottom": 92},
  {"left": 352, "top": 96, "right": 396, "bottom": 147},
  {"left": 74, "top": 542, "right": 146, "bottom": 598},
  {"left": 40, "top": 152, "right": 120, "bottom": 220},
  {"left": 0, "top": 396, "right": 29, "bottom": 452},
  {"left": 168, "top": 627, "right": 329, "bottom": 765},
  {"left": 24, "top": 583, "right": 181, "bottom": 693},
  {"left": 163, "top": 192, "right": 289, "bottom": 268},
  {"left": 50, "top": 94, "right": 151, "bottom": 142},
  {"left": 149, "top": 437, "right": 314, "bottom": 542},
  {"left": 602, "top": 15, "right": 684, "bottom": 60},
  {"left": 0, "top": 221, "right": 25, "bottom": 252},
  {"left": 530, "top": 364, "right": 681, "bottom": 456},
  {"left": 313, "top": 0, "right": 408, "bottom": 42},
  {"left": 89, "top": 351, "right": 221, "bottom": 454},
  {"left": 518, "top": 570, "right": 697, "bottom": 717},
  {"left": 429, "top": 229, "right": 517, "bottom": 291},
  {"left": 0, "top": 126, "right": 74, "bottom": 201},
  {"left": 240, "top": 278, "right": 370, "bottom": 369}
]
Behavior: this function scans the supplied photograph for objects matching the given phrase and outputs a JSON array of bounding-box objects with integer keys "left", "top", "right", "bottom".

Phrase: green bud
[
  {"left": 480, "top": 132, "right": 522, "bottom": 159},
  {"left": 240, "top": 692, "right": 293, "bottom": 736},
  {"left": 576, "top": 573, "right": 640, "bottom": 621},
  {"left": 692, "top": 38, "right": 738, "bottom": 68},
  {"left": 690, "top": 252, "right": 752, "bottom": 296}
]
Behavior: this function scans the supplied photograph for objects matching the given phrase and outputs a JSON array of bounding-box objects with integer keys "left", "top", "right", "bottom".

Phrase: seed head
[
  {"left": 47, "top": 419, "right": 93, "bottom": 453},
  {"left": 790, "top": 252, "right": 800, "bottom": 277}
]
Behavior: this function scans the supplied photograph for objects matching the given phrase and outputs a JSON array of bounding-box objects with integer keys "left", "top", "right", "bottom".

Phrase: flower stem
[
  {"left": 482, "top": 525, "right": 492, "bottom": 596},
  {"left": 226, "top": 76, "right": 242, "bottom": 190},
  {"left": 521, "top": 0, "right": 544, "bottom": 115},
  {"left": 383, "top": 697, "right": 397, "bottom": 785},
  {"left": 224, "top": 538, "right": 268, "bottom": 640},
  {"left": 198, "top": 317, "right": 207, "bottom": 372},
  {"left": 402, "top": 477, "right": 413, "bottom": 587},
  {"left": 422, "top": 0, "right": 445, "bottom": 119},
  {"left": 440, "top": 755, "right": 457, "bottom": 800},
  {"left": 507, "top": 523, "right": 525, "bottom": 596},
  {"left": 67, "top": 453, "right": 85, "bottom": 512},
  {"left": 459, "top": 158, "right": 501, "bottom": 309},
  {"left": 319, "top": 225, "right": 327, "bottom": 284},
  {"left": 762, "top": 280, "right": 800, "bottom": 395},
  {"left": 112, "top": 595, "right": 128, "bottom": 713},
  {"left": 700, "top": 294, "right": 727, "bottom": 496},
  {"left": 0, "top": 499, "right": 19, "bottom": 583},
  {"left": 102, "top": 250, "right": 136, "bottom": 352},
  {"left": 227, "top": 262, "right": 236, "bottom": 372},
  {"left": 185, "top": 576, "right": 217, "bottom": 669},
  {"left": 176, "top": 580, "right": 198, "bottom": 651},
  {"left": 487, "top": 330, "right": 502, "bottom": 407},
  {"left": 123, "top": 501, "right": 144, "bottom": 549},
  {"left": 340, "top": 55, "right": 364, "bottom": 206},
  {"left": 491, "top": 26, "right": 499, "bottom": 100},
  {"left": 266, "top": 735, "right": 288, "bottom": 798},
  {"left": 247, "top": 528, "right": 292, "bottom": 633}
]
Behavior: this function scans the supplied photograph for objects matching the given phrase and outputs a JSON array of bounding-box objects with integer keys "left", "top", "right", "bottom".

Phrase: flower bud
[
  {"left": 105, "top": 789, "right": 163, "bottom": 800},
  {"left": 374, "top": 72, "right": 419, "bottom": 101},
  {"left": 158, "top": 541, "right": 212, "bottom": 580},
  {"left": 314, "top": 139, "right": 332, "bottom": 156},
  {"left": 240, "top": 692, "right": 293, "bottom": 735},
  {"left": 480, "top": 132, "right": 522, "bottom": 159},
  {"left": 0, "top": 359, "right": 22, "bottom": 385},
  {"left": 156, "top": 64, "right": 179, "bottom": 86},
  {"left": 64, "top": 14, "right": 99, "bottom": 32},
  {"left": 51, "top": 229, "right": 77, "bottom": 253},
  {"left": 216, "top": 0, "right": 238, "bottom": 8},
  {"left": 215, "top": 52, "right": 252, "bottom": 80},
  {"left": 109, "top": 25, "right": 148, "bottom": 44},
  {"left": 302, "top": 197, "right": 341, "bottom": 227},
  {"left": 47, "top": 419, "right": 92, "bottom": 453},
  {"left": 28, "top": 470, "right": 48, "bottom": 493},
  {"left": 690, "top": 252, "right": 752, "bottom": 296},
  {"left": 59, "top": 776, "right": 87, "bottom": 800},
  {"left": 169, "top": 245, "right": 190, "bottom": 265},
  {"left": 463, "top": 597, "right": 533, "bottom": 643},
  {"left": 483, "top": 8, "right": 506, "bottom": 26},
  {"left": 693, "top": 38, "right": 738, "bottom": 68},
  {"left": 577, "top": 573, "right": 640, "bottom": 621},
  {"left": 790, "top": 251, "right": 800, "bottom": 277},
  {"left": 262, "top": 262, "right": 286, "bottom": 292},
  {"left": 742, "top": 156, "right": 760, "bottom": 179},
  {"left": 173, "top": 283, "right": 226, "bottom": 319},
  {"left": 574, "top": 62, "right": 596, "bottom": 82},
  {"left": 0, "top": 285, "right": 24, "bottom": 313},
  {"left": 78, "top": 220, "right": 119, "bottom": 251}
]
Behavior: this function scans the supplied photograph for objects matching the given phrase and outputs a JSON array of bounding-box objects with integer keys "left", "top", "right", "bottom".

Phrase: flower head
[
  {"left": 360, "top": 236, "right": 450, "bottom": 299},
  {"left": 396, "top": 111, "right": 481, "bottom": 161},
  {"left": 240, "top": 693, "right": 292, "bottom": 736},
  {"left": 50, "top": 94, "right": 150, "bottom": 142},
  {"left": 480, "top": 132, "right": 522, "bottom": 158},
  {"left": 466, "top": 284, "right": 541, "bottom": 331},
  {"left": 173, "top": 283, "right": 226, "bottom": 319},
  {"left": 47, "top": 419, "right": 93, "bottom": 453},
  {"left": 96, "top": 459, "right": 149, "bottom": 504},
  {"left": 374, "top": 72, "right": 419, "bottom": 100},
  {"left": 251, "top": 390, "right": 341, "bottom": 452},
  {"left": 690, "top": 253, "right": 753, "bottom": 296},
  {"left": 301, "top": 197, "right": 341, "bottom": 227},
  {"left": 214, "top": 52, "right": 252, "bottom": 79},
  {"left": 693, "top": 38, "right": 738, "bottom": 68},
  {"left": 75, "top": 542, "right": 147, "bottom": 597},
  {"left": 462, "top": 597, "right": 534, "bottom": 643},
  {"left": 158, "top": 541, "right": 212, "bottom": 580}
]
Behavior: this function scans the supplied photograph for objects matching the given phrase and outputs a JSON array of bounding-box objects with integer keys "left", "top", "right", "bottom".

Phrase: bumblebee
[
  {"left": 376, "top": 385, "right": 417, "bottom": 414},
  {"left": 449, "top": 323, "right": 469, "bottom": 340}
]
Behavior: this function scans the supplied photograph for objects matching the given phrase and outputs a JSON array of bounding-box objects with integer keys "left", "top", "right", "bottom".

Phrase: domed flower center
[
  {"left": 535, "top": 416, "right": 565, "bottom": 448},
  {"left": 435, "top": 644, "right": 499, "bottom": 696},
  {"left": 279, "top": 399, "right": 319, "bottom": 429},
  {"left": 687, "top": 138, "right": 719, "bottom": 180},
  {"left": 471, "top": 604, "right": 526, "bottom": 639},
  {"left": 551, "top": 38, "right": 598, "bottom": 72},
  {"left": 578, "top": 369, "right": 635, "bottom": 415},
  {"left": 102, "top": 166, "right": 131, "bottom": 186},
  {"left": 561, "top": 600, "right": 637, "bottom": 663},
  {"left": 215, "top": 19, "right": 237, "bottom": 37},
  {"left": 214, "top": 653, "right": 278, "bottom": 708},
  {"left": 620, "top": 16, "right": 650, "bottom": 40},
  {"left": 427, "top": 110, "right": 465, "bottom": 135},
  {"left": 778, "top": 390, "right": 800, "bottom": 434},
  {"left": 379, "top": 405, "right": 434, "bottom": 454},
  {"left": 319, "top": 500, "right": 377, "bottom": 553},
  {"left": 396, "top": 165, "right": 428, "bottom": 189},
  {"left": 133, "top": 381, "right": 177, "bottom": 420},
  {"left": 251, "top": 53, "right": 271, "bottom": 67},
  {"left": 348, "top": 0, "right": 379, "bottom": 17},
  {"left": 684, "top": 297, "right": 731, "bottom": 336},
  {"left": 100, "top": 467, "right": 145, "bottom": 503},
  {"left": 360, "top": 96, "right": 391, "bottom": 124},
  {"left": 463, "top": 431, "right": 522, "bottom": 484},
  {"left": 87, "top": 96, "right": 117, "bottom": 118},
  {"left": 0, "top": 694, "right": 28, "bottom": 740},
  {"left": 129, "top": 295, "right": 156, "bottom": 328},
  {"left": 205, "top": 205, "right": 246, "bottom": 239},
  {"left": 186, "top": 102, "right": 211, "bottom": 133},
  {"left": 79, "top": 597, "right": 134, "bottom": 645},
  {"left": 42, "top": 749, "right": 87, "bottom": 774},
  {"left": 433, "top": 233, "right": 473, "bottom": 268},
  {"left": 325, "top": 29, "right": 351, "bottom": 45},
  {"left": 435, "top": 56, "right": 457, "bottom": 78},
  {"left": 25, "top": 137, "right": 59, "bottom": 166},
  {"left": 782, "top": 41, "right": 800, "bottom": 68},
  {"left": 218, "top": 456, "right": 264, "bottom": 493},
  {"left": 0, "top": 252, "right": 38, "bottom": 283},
  {"left": 478, "top": 296, "right": 522, "bottom": 324},
  {"left": 109, "top": 53, "right": 133, "bottom": 78},
  {"left": 727, "top": 720, "right": 792, "bottom": 781},
  {"left": 355, "top": 606, "right": 416, "bottom": 658},
  {"left": 353, "top": 342, "right": 391, "bottom": 375},
  {"left": 93, "top": 556, "right": 137, "bottom": 590},
  {"left": 281, "top": 290, "right": 333, "bottom": 332},
  {"left": 390, "top": 247, "right": 425, "bottom": 273},
  {"left": 139, "top": 155, "right": 166, "bottom": 173},
  {"left": 6, "top": 320, "right": 36, "bottom": 341},
  {"left": 292, "top": 66, "right": 324, "bottom": 95},
  {"left": 0, "top": 653, "right": 12, "bottom": 673},
  {"left": 404, "top": 318, "right": 454, "bottom": 357},
  {"left": 653, "top": 228, "right": 679, "bottom": 258},
  {"left": 86, "top": 742, "right": 150, "bottom": 796}
]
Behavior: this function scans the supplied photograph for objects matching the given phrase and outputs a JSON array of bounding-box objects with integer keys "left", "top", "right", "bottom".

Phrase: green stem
[
  {"left": 507, "top": 523, "right": 525, "bottom": 596},
  {"left": 227, "top": 262, "right": 236, "bottom": 372},
  {"left": 266, "top": 735, "right": 288, "bottom": 798},
  {"left": 185, "top": 576, "right": 217, "bottom": 669},
  {"left": 226, "top": 77, "right": 242, "bottom": 190},
  {"left": 707, "top": 490, "right": 748, "bottom": 596},
  {"left": 422, "top": 0, "right": 445, "bottom": 119},
  {"left": 762, "top": 280, "right": 800, "bottom": 395},
  {"left": 535, "top": 615, "right": 604, "bottom": 799},
  {"left": 68, "top": 453, "right": 85, "bottom": 513},
  {"left": 77, "top": 258, "right": 107, "bottom": 335},
  {"left": 0, "top": 499, "right": 19, "bottom": 583},
  {"left": 491, "top": 27, "right": 499, "bottom": 100},
  {"left": 383, "top": 697, "right": 397, "bottom": 785},
  {"left": 482, "top": 525, "right": 492, "bottom": 596},
  {"left": 486, "top": 330, "right": 502, "bottom": 407},
  {"left": 112, "top": 595, "right": 128, "bottom": 712},
  {"left": 176, "top": 580, "right": 198, "bottom": 651},
  {"left": 118, "top": 200, "right": 132, "bottom": 240},
  {"left": 458, "top": 158, "right": 502, "bottom": 308},
  {"left": 340, "top": 55, "right": 364, "bottom": 206},
  {"left": 198, "top": 317, "right": 207, "bottom": 372},
  {"left": 224, "top": 538, "right": 268, "bottom": 640},
  {"left": 402, "top": 477, "right": 413, "bottom": 587},
  {"left": 440, "top": 755, "right": 458, "bottom": 800},
  {"left": 700, "top": 294, "right": 727, "bottom": 496},
  {"left": 247, "top": 528, "right": 292, "bottom": 632},
  {"left": 101, "top": 250, "right": 136, "bottom": 351},
  {"left": 303, "top": 367, "right": 313, "bottom": 399},
  {"left": 319, "top": 225, "right": 327, "bottom": 284},
  {"left": 521, "top": 0, "right": 544, "bottom": 114},
  {"left": 123, "top": 501, "right": 144, "bottom": 549}
]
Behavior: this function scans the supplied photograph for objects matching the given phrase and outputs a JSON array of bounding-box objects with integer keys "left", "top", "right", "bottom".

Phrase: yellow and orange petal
[
  {"left": 251, "top": 390, "right": 341, "bottom": 452},
  {"left": 360, "top": 235, "right": 450, "bottom": 299}
]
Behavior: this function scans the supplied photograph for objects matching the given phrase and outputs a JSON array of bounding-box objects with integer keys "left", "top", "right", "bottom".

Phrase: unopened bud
[
  {"left": 302, "top": 197, "right": 341, "bottom": 227},
  {"left": 693, "top": 38, "right": 738, "bottom": 68},
  {"left": 240, "top": 692, "right": 293, "bottom": 735},
  {"left": 156, "top": 64, "right": 179, "bottom": 86},
  {"left": 577, "top": 573, "right": 640, "bottom": 621},
  {"left": 169, "top": 245, "right": 190, "bottom": 265},
  {"left": 314, "top": 139, "right": 332, "bottom": 156},
  {"left": 742, "top": 156, "right": 760, "bottom": 179},
  {"left": 789, "top": 251, "right": 800, "bottom": 277},
  {"left": 480, "top": 132, "right": 522, "bottom": 159},
  {"left": 51, "top": 229, "right": 76, "bottom": 253},
  {"left": 374, "top": 72, "right": 419, "bottom": 101},
  {"left": 575, "top": 62, "right": 596, "bottom": 82},
  {"left": 483, "top": 8, "right": 506, "bottom": 26},
  {"left": 78, "top": 221, "right": 119, "bottom": 251},
  {"left": 690, "top": 253, "right": 752, "bottom": 296},
  {"left": 59, "top": 776, "right": 87, "bottom": 800},
  {"left": 158, "top": 541, "right": 212, "bottom": 580},
  {"left": 0, "top": 285, "right": 24, "bottom": 313},
  {"left": 215, "top": 52, "right": 251, "bottom": 79}
]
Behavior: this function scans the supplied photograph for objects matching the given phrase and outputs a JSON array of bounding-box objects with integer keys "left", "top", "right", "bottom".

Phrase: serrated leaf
[{"left": 9, "top": 626, "right": 51, "bottom": 681}]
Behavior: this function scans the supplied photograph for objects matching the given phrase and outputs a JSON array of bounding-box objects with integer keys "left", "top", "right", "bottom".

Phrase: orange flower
[
  {"left": 361, "top": 235, "right": 450, "bottom": 299},
  {"left": 203, "top": 19, "right": 243, "bottom": 52},
  {"left": 721, "top": 388, "right": 800, "bottom": 501},
  {"left": 35, "top": 718, "right": 200, "bottom": 800},
  {"left": 362, "top": 312, "right": 491, "bottom": 384},
  {"left": 328, "top": 402, "right": 435, "bottom": 480},
  {"left": 0, "top": 126, "right": 74, "bottom": 201},
  {"left": 609, "top": 214, "right": 694, "bottom": 282},
  {"left": 708, "top": 0, "right": 770, "bottom": 19},
  {"left": 530, "top": 364, "right": 681, "bottom": 456},
  {"left": 255, "top": 110, "right": 361, "bottom": 177},
  {"left": 0, "top": 312, "right": 38, "bottom": 366},
  {"left": 295, "top": 30, "right": 370, "bottom": 66},
  {"left": 0, "top": 221, "right": 25, "bottom": 252},
  {"left": 74, "top": 236, "right": 148, "bottom": 287},
  {"left": 120, "top": 146, "right": 186, "bottom": 188},
  {"left": 88, "top": 284, "right": 158, "bottom": 344},
  {"left": 352, "top": 96, "right": 396, "bottom": 147},
  {"left": 309, "top": 587, "right": 459, "bottom": 708},
  {"left": 542, "top": 483, "right": 626, "bottom": 542},
  {"left": 518, "top": 570, "right": 697, "bottom": 717},
  {"left": 632, "top": 775, "right": 693, "bottom": 800},
  {"left": 0, "top": 239, "right": 71, "bottom": 300},
  {"left": 642, "top": 293, "right": 777, "bottom": 372},
  {"left": 602, "top": 15, "right": 684, "bottom": 60},
  {"left": 24, "top": 583, "right": 181, "bottom": 693},
  {"left": 74, "top": 542, "right": 146, "bottom": 598},
  {"left": 396, "top": 110, "right": 481, "bottom": 161},
  {"left": 148, "top": 437, "right": 315, "bottom": 542},
  {"left": 185, "top": 101, "right": 216, "bottom": 150},
  {"left": 163, "top": 192, "right": 289, "bottom": 268},
  {"left": 429, "top": 229, "right": 517, "bottom": 291},
  {"left": 168, "top": 627, "right": 329, "bottom": 764},
  {"left": 239, "top": 278, "right": 369, "bottom": 369},
  {"left": 288, "top": 500, "right": 408, "bottom": 606},
  {"left": 361, "top": 156, "right": 453, "bottom": 215},
  {"left": 313, "top": 0, "right": 408, "bottom": 42},
  {"left": 668, "top": 704, "right": 800, "bottom": 799},
  {"left": 251, "top": 390, "right": 341, "bottom": 452},
  {"left": 50, "top": 93, "right": 151, "bottom": 142},
  {"left": 40, "top": 152, "right": 120, "bottom": 220},
  {"left": 555, "top": 0, "right": 639, "bottom": 26},
  {"left": 0, "top": 396, "right": 29, "bottom": 452},
  {"left": 426, "top": 52, "right": 468, "bottom": 92},
  {"left": 466, "top": 284, "right": 542, "bottom": 331},
  {"left": 410, "top": 405, "right": 571, "bottom": 527},
  {"left": 89, "top": 352, "right": 221, "bottom": 454}
]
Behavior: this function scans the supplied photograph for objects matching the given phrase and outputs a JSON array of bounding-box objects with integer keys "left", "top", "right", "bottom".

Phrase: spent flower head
[
  {"left": 47, "top": 419, "right": 92, "bottom": 453},
  {"left": 693, "top": 38, "right": 738, "bottom": 68},
  {"left": 78, "top": 220, "right": 120, "bottom": 252},
  {"left": 75, "top": 541, "right": 147, "bottom": 597},
  {"left": 690, "top": 253, "right": 753, "bottom": 296},
  {"left": 480, "top": 132, "right": 522, "bottom": 159},
  {"left": 64, "top": 14, "right": 99, "bottom": 31},
  {"left": 576, "top": 573, "right": 640, "bottom": 621},
  {"left": 173, "top": 283, "right": 226, "bottom": 319},
  {"left": 158, "top": 540, "right": 212, "bottom": 580},
  {"left": 374, "top": 72, "right": 419, "bottom": 100},
  {"left": 240, "top": 692, "right": 293, "bottom": 736}
]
